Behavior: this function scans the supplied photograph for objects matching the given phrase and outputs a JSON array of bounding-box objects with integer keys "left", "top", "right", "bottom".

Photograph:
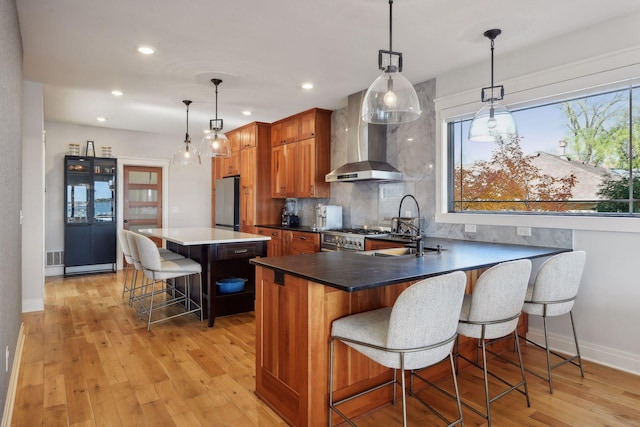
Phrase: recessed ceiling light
[
  {"left": 407, "top": 138, "right": 414, "bottom": 142},
  {"left": 111, "top": 90, "right": 124, "bottom": 96},
  {"left": 97, "top": 117, "right": 107, "bottom": 122},
  {"left": 301, "top": 82, "right": 314, "bottom": 90},
  {"left": 242, "top": 110, "right": 252, "bottom": 116},
  {"left": 137, "top": 46, "right": 155, "bottom": 55}
]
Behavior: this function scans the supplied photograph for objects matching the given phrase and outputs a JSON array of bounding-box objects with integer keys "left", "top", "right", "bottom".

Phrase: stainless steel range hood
[{"left": 325, "top": 91, "right": 403, "bottom": 183}]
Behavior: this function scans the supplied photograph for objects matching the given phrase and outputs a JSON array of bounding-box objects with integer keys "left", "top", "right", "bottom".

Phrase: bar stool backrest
[
  {"left": 118, "top": 229, "right": 133, "bottom": 264},
  {"left": 134, "top": 233, "right": 164, "bottom": 272},
  {"left": 465, "top": 259, "right": 532, "bottom": 339},
  {"left": 125, "top": 230, "right": 143, "bottom": 271},
  {"left": 527, "top": 251, "right": 586, "bottom": 317},
  {"left": 387, "top": 271, "right": 467, "bottom": 369}
]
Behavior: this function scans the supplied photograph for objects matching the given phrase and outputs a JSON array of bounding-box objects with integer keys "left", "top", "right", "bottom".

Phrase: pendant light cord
[
  {"left": 183, "top": 100, "right": 191, "bottom": 144},
  {"left": 388, "top": 0, "right": 393, "bottom": 68},
  {"left": 490, "top": 38, "right": 495, "bottom": 93},
  {"left": 214, "top": 84, "right": 219, "bottom": 121}
]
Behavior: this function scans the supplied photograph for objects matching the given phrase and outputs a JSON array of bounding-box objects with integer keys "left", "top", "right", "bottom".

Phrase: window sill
[{"left": 435, "top": 211, "right": 640, "bottom": 233}]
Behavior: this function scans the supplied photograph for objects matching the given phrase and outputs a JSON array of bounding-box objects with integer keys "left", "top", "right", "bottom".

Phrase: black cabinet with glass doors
[{"left": 64, "top": 155, "right": 117, "bottom": 276}]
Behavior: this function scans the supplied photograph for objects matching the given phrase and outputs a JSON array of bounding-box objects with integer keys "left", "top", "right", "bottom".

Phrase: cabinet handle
[
  {"left": 234, "top": 249, "right": 249, "bottom": 254},
  {"left": 271, "top": 232, "right": 278, "bottom": 236},
  {"left": 299, "top": 236, "right": 307, "bottom": 240}
]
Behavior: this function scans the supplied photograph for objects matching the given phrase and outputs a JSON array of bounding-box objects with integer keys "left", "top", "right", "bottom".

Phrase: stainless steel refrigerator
[{"left": 215, "top": 176, "right": 240, "bottom": 231}]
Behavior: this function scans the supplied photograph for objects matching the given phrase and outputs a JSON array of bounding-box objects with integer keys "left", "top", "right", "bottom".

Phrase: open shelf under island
[{"left": 250, "top": 237, "right": 570, "bottom": 427}]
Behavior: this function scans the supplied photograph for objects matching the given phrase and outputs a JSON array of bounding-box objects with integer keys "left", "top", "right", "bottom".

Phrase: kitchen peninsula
[
  {"left": 250, "top": 238, "right": 569, "bottom": 426},
  {"left": 141, "top": 227, "right": 269, "bottom": 327}
]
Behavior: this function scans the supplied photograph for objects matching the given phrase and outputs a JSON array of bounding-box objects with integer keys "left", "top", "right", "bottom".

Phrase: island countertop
[
  {"left": 250, "top": 237, "right": 569, "bottom": 292},
  {"left": 139, "top": 226, "right": 270, "bottom": 246}
]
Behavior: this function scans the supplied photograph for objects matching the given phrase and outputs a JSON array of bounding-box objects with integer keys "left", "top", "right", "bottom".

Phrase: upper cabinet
[
  {"left": 212, "top": 122, "right": 280, "bottom": 231},
  {"left": 298, "top": 110, "right": 316, "bottom": 140},
  {"left": 271, "top": 115, "right": 299, "bottom": 146},
  {"left": 270, "top": 108, "right": 332, "bottom": 199},
  {"left": 215, "top": 131, "right": 241, "bottom": 179}
]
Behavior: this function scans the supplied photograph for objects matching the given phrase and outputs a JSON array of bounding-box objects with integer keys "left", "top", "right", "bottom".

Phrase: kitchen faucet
[{"left": 397, "top": 194, "right": 424, "bottom": 256}]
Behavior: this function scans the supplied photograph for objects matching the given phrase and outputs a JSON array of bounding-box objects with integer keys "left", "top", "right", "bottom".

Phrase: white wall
[
  {"left": 22, "top": 81, "right": 45, "bottom": 312},
  {"left": 434, "top": 11, "right": 640, "bottom": 374},
  {"left": 43, "top": 122, "right": 212, "bottom": 276}
]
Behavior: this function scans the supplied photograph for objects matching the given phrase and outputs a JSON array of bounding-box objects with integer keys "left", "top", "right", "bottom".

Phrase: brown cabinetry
[
  {"left": 364, "top": 239, "right": 407, "bottom": 251},
  {"left": 240, "top": 146, "right": 256, "bottom": 232},
  {"left": 271, "top": 108, "right": 332, "bottom": 199},
  {"left": 271, "top": 143, "right": 298, "bottom": 198},
  {"left": 212, "top": 122, "right": 280, "bottom": 230},
  {"left": 255, "top": 227, "right": 284, "bottom": 257},
  {"left": 298, "top": 109, "right": 316, "bottom": 140},
  {"left": 284, "top": 230, "right": 320, "bottom": 255}
]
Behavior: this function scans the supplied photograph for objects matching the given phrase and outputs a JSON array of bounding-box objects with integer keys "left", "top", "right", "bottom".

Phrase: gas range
[{"left": 321, "top": 228, "right": 390, "bottom": 252}]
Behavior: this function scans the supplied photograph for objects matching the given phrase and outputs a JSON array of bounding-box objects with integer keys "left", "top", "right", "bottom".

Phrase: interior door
[{"left": 123, "top": 166, "right": 163, "bottom": 246}]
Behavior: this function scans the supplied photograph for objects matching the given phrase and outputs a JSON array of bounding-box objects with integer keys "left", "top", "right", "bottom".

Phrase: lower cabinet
[
  {"left": 286, "top": 230, "right": 320, "bottom": 255},
  {"left": 256, "top": 227, "right": 284, "bottom": 257},
  {"left": 255, "top": 228, "right": 320, "bottom": 256},
  {"left": 64, "top": 223, "right": 117, "bottom": 275},
  {"left": 364, "top": 239, "right": 407, "bottom": 251}
]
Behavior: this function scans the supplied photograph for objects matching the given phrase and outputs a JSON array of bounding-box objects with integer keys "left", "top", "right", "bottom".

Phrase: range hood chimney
[{"left": 325, "top": 91, "right": 403, "bottom": 183}]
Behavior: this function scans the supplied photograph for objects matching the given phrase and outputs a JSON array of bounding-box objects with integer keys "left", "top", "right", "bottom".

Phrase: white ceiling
[{"left": 16, "top": 0, "right": 640, "bottom": 138}]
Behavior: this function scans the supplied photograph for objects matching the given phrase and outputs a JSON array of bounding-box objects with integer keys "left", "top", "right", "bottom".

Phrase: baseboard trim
[
  {"left": 526, "top": 327, "right": 640, "bottom": 376},
  {"left": 2, "top": 322, "right": 25, "bottom": 427}
]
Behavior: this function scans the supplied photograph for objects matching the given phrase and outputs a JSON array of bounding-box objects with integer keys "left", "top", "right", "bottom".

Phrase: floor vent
[{"left": 46, "top": 250, "right": 64, "bottom": 267}]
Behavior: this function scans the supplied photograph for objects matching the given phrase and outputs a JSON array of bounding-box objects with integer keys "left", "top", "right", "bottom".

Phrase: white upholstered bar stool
[
  {"left": 521, "top": 250, "right": 586, "bottom": 394},
  {"left": 134, "top": 233, "right": 203, "bottom": 331},
  {"left": 117, "top": 229, "right": 136, "bottom": 303},
  {"left": 124, "top": 230, "right": 184, "bottom": 306},
  {"left": 456, "top": 259, "right": 532, "bottom": 427},
  {"left": 329, "top": 271, "right": 467, "bottom": 427}
]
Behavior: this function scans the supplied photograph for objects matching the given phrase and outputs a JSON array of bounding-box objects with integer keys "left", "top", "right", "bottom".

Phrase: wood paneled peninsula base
[{"left": 250, "top": 238, "right": 569, "bottom": 427}]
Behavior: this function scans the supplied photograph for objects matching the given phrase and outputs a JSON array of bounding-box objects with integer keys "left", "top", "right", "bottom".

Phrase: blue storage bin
[{"left": 216, "top": 277, "right": 247, "bottom": 294}]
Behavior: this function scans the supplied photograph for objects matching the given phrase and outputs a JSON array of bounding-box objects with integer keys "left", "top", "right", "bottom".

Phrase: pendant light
[
  {"left": 468, "top": 29, "right": 517, "bottom": 142},
  {"left": 361, "top": 0, "right": 421, "bottom": 125},
  {"left": 200, "top": 79, "right": 231, "bottom": 158},
  {"left": 172, "top": 100, "right": 202, "bottom": 166}
]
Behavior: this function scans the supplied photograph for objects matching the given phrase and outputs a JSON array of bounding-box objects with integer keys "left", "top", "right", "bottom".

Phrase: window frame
[{"left": 434, "top": 47, "right": 640, "bottom": 233}]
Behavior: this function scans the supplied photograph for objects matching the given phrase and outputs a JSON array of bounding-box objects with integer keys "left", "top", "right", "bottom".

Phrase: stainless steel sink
[{"left": 358, "top": 246, "right": 443, "bottom": 257}]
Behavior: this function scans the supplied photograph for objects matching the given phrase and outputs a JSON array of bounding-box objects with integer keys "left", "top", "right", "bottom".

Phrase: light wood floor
[{"left": 10, "top": 272, "right": 640, "bottom": 426}]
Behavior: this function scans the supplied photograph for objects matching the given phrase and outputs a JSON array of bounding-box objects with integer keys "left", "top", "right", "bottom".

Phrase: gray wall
[{"left": 0, "top": 0, "right": 23, "bottom": 416}]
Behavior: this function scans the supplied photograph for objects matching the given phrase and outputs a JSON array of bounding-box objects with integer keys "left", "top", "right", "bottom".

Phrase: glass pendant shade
[
  {"left": 172, "top": 100, "right": 201, "bottom": 166},
  {"left": 200, "top": 130, "right": 231, "bottom": 158},
  {"left": 172, "top": 138, "right": 201, "bottom": 166},
  {"left": 361, "top": 71, "right": 421, "bottom": 124},
  {"left": 468, "top": 101, "right": 517, "bottom": 142}
]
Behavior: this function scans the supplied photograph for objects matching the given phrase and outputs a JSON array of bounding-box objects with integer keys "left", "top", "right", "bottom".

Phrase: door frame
[{"left": 116, "top": 157, "right": 170, "bottom": 270}]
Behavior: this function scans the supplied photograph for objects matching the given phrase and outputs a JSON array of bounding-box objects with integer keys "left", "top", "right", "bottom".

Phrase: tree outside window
[{"left": 450, "top": 85, "right": 639, "bottom": 215}]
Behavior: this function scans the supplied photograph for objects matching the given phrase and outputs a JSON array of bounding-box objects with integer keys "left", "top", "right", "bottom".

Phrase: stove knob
[{"left": 357, "top": 241, "right": 362, "bottom": 248}]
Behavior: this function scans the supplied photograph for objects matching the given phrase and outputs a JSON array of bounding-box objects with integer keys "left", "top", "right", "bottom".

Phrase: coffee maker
[{"left": 281, "top": 198, "right": 299, "bottom": 227}]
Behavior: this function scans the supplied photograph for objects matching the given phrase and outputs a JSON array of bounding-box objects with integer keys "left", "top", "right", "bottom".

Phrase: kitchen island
[
  {"left": 250, "top": 238, "right": 569, "bottom": 426},
  {"left": 140, "top": 227, "right": 269, "bottom": 327}
]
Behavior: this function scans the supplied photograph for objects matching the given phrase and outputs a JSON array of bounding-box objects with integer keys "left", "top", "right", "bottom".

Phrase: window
[{"left": 449, "top": 85, "right": 640, "bottom": 215}]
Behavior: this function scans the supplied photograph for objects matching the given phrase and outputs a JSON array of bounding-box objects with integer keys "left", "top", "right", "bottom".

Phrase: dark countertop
[
  {"left": 255, "top": 224, "right": 321, "bottom": 233},
  {"left": 250, "top": 237, "right": 570, "bottom": 292}
]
